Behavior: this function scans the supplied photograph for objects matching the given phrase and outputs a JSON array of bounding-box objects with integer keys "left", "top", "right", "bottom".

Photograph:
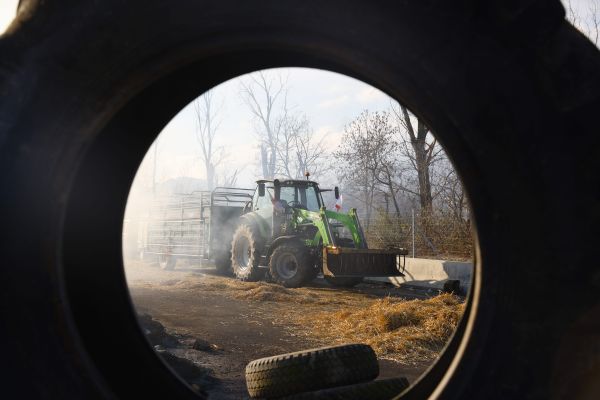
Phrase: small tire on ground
[
  {"left": 269, "top": 243, "right": 314, "bottom": 288},
  {"left": 285, "top": 377, "right": 410, "bottom": 400},
  {"left": 324, "top": 276, "right": 363, "bottom": 288},
  {"left": 158, "top": 255, "right": 176, "bottom": 270},
  {"left": 245, "top": 343, "right": 379, "bottom": 399},
  {"left": 231, "top": 224, "right": 265, "bottom": 281}
]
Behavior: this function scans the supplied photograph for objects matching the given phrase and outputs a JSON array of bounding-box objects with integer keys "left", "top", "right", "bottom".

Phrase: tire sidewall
[{"left": 1, "top": 1, "right": 598, "bottom": 399}]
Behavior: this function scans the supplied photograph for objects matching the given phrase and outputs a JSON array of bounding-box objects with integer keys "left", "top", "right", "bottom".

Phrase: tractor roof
[{"left": 256, "top": 179, "right": 319, "bottom": 186}]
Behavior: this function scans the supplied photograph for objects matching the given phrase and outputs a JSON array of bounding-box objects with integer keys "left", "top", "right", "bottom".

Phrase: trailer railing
[{"left": 140, "top": 187, "right": 254, "bottom": 260}]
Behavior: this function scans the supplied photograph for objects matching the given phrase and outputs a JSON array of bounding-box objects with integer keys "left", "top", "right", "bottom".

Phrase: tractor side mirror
[
  {"left": 258, "top": 183, "right": 265, "bottom": 197},
  {"left": 334, "top": 186, "right": 340, "bottom": 200}
]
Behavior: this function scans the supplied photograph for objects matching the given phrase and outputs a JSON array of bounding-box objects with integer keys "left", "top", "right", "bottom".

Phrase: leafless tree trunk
[
  {"left": 239, "top": 71, "right": 287, "bottom": 179},
  {"left": 275, "top": 104, "right": 297, "bottom": 178},
  {"left": 391, "top": 103, "right": 443, "bottom": 213},
  {"left": 277, "top": 112, "right": 327, "bottom": 179},
  {"left": 433, "top": 158, "right": 469, "bottom": 222},
  {"left": 194, "top": 90, "right": 224, "bottom": 190},
  {"left": 241, "top": 71, "right": 327, "bottom": 180}
]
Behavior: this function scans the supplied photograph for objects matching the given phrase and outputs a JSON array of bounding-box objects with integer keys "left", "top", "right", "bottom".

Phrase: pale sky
[
  {"left": 0, "top": 0, "right": 17, "bottom": 33},
  {"left": 147, "top": 68, "right": 393, "bottom": 188}
]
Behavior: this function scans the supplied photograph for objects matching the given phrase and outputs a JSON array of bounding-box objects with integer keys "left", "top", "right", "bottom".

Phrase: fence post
[{"left": 412, "top": 208, "right": 415, "bottom": 258}]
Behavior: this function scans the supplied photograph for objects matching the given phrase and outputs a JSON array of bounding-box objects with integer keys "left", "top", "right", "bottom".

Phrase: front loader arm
[
  {"left": 294, "top": 207, "right": 335, "bottom": 246},
  {"left": 293, "top": 207, "right": 366, "bottom": 248},
  {"left": 293, "top": 207, "right": 406, "bottom": 278}
]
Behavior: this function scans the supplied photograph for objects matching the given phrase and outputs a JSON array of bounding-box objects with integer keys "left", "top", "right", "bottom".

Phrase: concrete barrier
[{"left": 368, "top": 258, "right": 473, "bottom": 294}]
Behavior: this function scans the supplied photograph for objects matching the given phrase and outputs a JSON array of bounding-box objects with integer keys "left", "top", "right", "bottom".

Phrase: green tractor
[{"left": 230, "top": 178, "right": 407, "bottom": 288}]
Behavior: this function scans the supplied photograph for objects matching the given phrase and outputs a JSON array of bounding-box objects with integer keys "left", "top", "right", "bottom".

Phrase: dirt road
[{"left": 126, "top": 261, "right": 443, "bottom": 399}]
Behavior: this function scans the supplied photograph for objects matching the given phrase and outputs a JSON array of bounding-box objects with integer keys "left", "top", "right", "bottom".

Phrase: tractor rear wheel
[
  {"left": 324, "top": 276, "right": 363, "bottom": 288},
  {"left": 231, "top": 224, "right": 265, "bottom": 281},
  {"left": 269, "top": 244, "right": 313, "bottom": 288}
]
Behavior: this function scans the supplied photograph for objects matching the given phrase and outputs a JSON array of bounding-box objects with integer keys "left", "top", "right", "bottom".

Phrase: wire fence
[{"left": 362, "top": 211, "right": 473, "bottom": 261}]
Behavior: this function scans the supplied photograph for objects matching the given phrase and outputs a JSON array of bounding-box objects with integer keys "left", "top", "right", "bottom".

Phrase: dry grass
[
  {"left": 292, "top": 293, "right": 465, "bottom": 365},
  {"left": 146, "top": 273, "right": 372, "bottom": 305}
]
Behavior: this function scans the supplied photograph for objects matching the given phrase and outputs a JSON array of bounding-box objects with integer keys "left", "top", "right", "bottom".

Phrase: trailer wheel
[
  {"left": 214, "top": 252, "right": 232, "bottom": 276},
  {"left": 245, "top": 343, "right": 379, "bottom": 399},
  {"left": 231, "top": 224, "right": 265, "bottom": 281},
  {"left": 158, "top": 255, "right": 176, "bottom": 270},
  {"left": 269, "top": 243, "right": 313, "bottom": 288},
  {"left": 324, "top": 276, "right": 363, "bottom": 288}
]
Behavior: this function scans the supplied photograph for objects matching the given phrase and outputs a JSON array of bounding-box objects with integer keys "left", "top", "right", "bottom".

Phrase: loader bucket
[{"left": 322, "top": 247, "right": 408, "bottom": 277}]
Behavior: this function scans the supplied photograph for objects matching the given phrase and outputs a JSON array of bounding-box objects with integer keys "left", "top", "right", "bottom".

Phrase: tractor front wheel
[{"left": 269, "top": 244, "right": 313, "bottom": 288}]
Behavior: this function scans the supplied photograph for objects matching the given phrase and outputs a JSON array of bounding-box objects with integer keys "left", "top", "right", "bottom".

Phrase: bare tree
[
  {"left": 334, "top": 110, "right": 404, "bottom": 222},
  {"left": 566, "top": 0, "right": 599, "bottom": 46},
  {"left": 432, "top": 158, "right": 469, "bottom": 222},
  {"left": 274, "top": 104, "right": 297, "bottom": 178},
  {"left": 391, "top": 102, "right": 444, "bottom": 213},
  {"left": 239, "top": 71, "right": 287, "bottom": 179},
  {"left": 216, "top": 168, "right": 240, "bottom": 188},
  {"left": 194, "top": 90, "right": 225, "bottom": 190},
  {"left": 294, "top": 124, "right": 328, "bottom": 179},
  {"left": 240, "top": 70, "right": 327, "bottom": 180},
  {"left": 276, "top": 111, "right": 328, "bottom": 179}
]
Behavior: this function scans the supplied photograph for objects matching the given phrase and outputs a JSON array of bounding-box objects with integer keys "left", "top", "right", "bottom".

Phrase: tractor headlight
[{"left": 327, "top": 245, "right": 341, "bottom": 255}]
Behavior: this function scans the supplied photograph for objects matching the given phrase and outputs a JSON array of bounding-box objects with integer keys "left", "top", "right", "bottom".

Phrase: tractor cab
[{"left": 252, "top": 179, "right": 325, "bottom": 213}]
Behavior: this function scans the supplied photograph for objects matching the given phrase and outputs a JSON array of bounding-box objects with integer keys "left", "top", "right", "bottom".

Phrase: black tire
[
  {"left": 231, "top": 224, "right": 265, "bottom": 281},
  {"left": 269, "top": 243, "right": 313, "bottom": 288},
  {"left": 158, "top": 254, "right": 176, "bottom": 270},
  {"left": 324, "top": 276, "right": 363, "bottom": 288},
  {"left": 2, "top": 2, "right": 599, "bottom": 399},
  {"left": 286, "top": 377, "right": 410, "bottom": 400},
  {"left": 245, "top": 344, "right": 379, "bottom": 399},
  {"left": 214, "top": 251, "right": 232, "bottom": 276}
]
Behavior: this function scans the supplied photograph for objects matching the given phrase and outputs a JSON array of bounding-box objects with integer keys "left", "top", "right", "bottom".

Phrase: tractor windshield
[{"left": 279, "top": 183, "right": 322, "bottom": 211}]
